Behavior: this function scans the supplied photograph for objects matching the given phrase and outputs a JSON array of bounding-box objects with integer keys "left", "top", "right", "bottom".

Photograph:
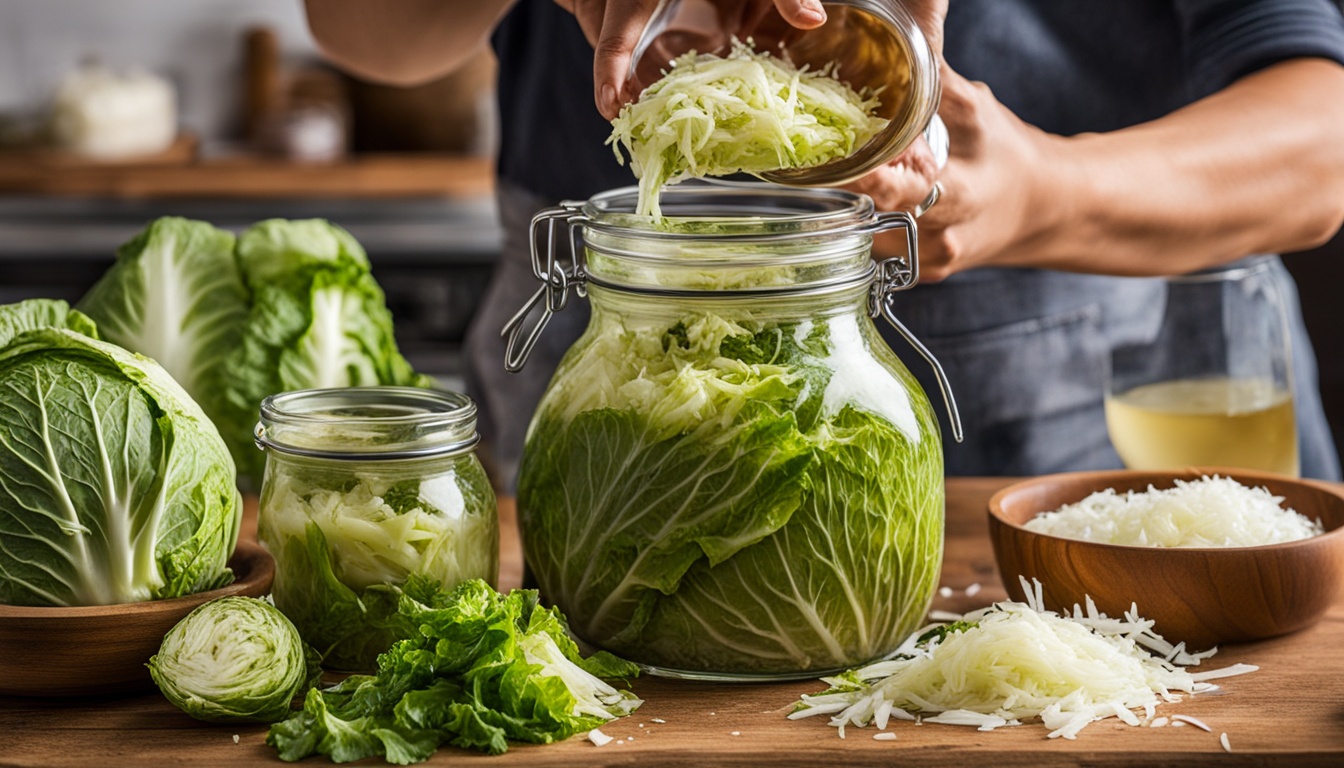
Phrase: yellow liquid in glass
[{"left": 1104, "top": 377, "right": 1299, "bottom": 476}]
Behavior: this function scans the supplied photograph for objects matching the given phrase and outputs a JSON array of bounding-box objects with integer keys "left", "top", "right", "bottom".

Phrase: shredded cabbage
[
  {"left": 1023, "top": 475, "right": 1323, "bottom": 547},
  {"left": 608, "top": 40, "right": 889, "bottom": 218},
  {"left": 790, "top": 578, "right": 1257, "bottom": 740}
]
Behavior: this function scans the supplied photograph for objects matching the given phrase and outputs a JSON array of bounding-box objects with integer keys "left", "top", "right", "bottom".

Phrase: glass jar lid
[{"left": 255, "top": 386, "right": 479, "bottom": 461}]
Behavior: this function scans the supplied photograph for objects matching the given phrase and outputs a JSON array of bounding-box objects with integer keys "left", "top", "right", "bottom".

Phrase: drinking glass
[{"left": 1106, "top": 256, "right": 1299, "bottom": 476}]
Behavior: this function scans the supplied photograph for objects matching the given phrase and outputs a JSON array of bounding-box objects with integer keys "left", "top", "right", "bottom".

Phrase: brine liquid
[{"left": 1105, "top": 378, "right": 1299, "bottom": 477}]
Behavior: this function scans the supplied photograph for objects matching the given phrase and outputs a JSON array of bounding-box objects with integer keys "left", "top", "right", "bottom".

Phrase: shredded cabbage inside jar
[{"left": 607, "top": 40, "right": 889, "bottom": 218}]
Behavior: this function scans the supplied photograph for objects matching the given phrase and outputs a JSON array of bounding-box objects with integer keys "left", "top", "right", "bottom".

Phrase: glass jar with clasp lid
[
  {"left": 504, "top": 182, "right": 961, "bottom": 680},
  {"left": 254, "top": 386, "right": 498, "bottom": 671}
]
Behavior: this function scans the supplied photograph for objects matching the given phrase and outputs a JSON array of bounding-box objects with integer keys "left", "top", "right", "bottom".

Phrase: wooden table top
[{"left": 3, "top": 477, "right": 1342, "bottom": 767}]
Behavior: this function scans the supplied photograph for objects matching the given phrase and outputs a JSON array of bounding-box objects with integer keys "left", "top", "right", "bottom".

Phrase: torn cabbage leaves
[{"left": 267, "top": 578, "right": 641, "bottom": 763}]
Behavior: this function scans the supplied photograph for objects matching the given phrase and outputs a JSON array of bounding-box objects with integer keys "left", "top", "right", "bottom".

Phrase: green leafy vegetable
[
  {"left": 267, "top": 578, "right": 642, "bottom": 763},
  {"left": 517, "top": 306, "right": 943, "bottom": 674},
  {"left": 0, "top": 309, "right": 241, "bottom": 606},
  {"left": 0, "top": 298, "right": 99, "bottom": 347},
  {"left": 258, "top": 461, "right": 498, "bottom": 671},
  {"left": 149, "top": 596, "right": 321, "bottom": 723},
  {"left": 225, "top": 219, "right": 436, "bottom": 483},
  {"left": 78, "top": 216, "right": 433, "bottom": 487},
  {"left": 608, "top": 39, "right": 889, "bottom": 217},
  {"left": 77, "top": 216, "right": 249, "bottom": 426}
]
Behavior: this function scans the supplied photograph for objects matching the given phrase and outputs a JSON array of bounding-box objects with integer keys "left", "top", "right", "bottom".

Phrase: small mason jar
[
  {"left": 506, "top": 183, "right": 960, "bottom": 680},
  {"left": 255, "top": 386, "right": 498, "bottom": 671}
]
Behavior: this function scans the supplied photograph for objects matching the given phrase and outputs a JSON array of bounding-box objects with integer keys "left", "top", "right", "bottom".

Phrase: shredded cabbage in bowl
[{"left": 608, "top": 40, "right": 889, "bottom": 218}]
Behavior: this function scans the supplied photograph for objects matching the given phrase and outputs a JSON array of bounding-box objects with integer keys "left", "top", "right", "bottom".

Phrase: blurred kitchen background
[
  {"left": 0, "top": 0, "right": 500, "bottom": 391},
  {"left": 1, "top": 0, "right": 1343, "bottom": 453}
]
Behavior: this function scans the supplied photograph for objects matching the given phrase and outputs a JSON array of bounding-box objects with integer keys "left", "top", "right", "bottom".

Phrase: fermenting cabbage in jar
[{"left": 518, "top": 296, "right": 943, "bottom": 676}]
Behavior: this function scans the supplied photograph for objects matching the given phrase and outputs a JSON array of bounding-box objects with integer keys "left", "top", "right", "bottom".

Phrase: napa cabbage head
[
  {"left": 78, "top": 217, "right": 433, "bottom": 488},
  {"left": 224, "top": 219, "right": 434, "bottom": 483},
  {"left": 516, "top": 305, "right": 943, "bottom": 674},
  {"left": 78, "top": 216, "right": 249, "bottom": 418},
  {"left": 608, "top": 40, "right": 889, "bottom": 218},
  {"left": 0, "top": 307, "right": 241, "bottom": 606}
]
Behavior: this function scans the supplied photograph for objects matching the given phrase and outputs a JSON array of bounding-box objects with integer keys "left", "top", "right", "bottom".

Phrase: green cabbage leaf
[
  {"left": 77, "top": 216, "right": 249, "bottom": 423},
  {"left": 78, "top": 217, "right": 432, "bottom": 487},
  {"left": 267, "top": 578, "right": 642, "bottom": 763},
  {"left": 0, "top": 298, "right": 100, "bottom": 347},
  {"left": 0, "top": 312, "right": 241, "bottom": 606}
]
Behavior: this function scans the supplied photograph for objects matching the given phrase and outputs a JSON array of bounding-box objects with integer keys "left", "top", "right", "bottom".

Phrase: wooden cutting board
[{"left": 2, "top": 478, "right": 1340, "bottom": 767}]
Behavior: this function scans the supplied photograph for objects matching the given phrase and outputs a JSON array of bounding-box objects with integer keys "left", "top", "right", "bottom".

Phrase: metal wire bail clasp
[
  {"left": 865, "top": 210, "right": 964, "bottom": 443},
  {"left": 502, "top": 203, "right": 587, "bottom": 372}
]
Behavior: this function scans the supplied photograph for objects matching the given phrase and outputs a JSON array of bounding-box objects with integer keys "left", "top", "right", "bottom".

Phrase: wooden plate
[{"left": 0, "top": 541, "right": 274, "bottom": 697}]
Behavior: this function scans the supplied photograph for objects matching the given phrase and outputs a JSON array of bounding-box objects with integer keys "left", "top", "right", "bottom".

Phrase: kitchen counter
[{"left": 2, "top": 477, "right": 1341, "bottom": 767}]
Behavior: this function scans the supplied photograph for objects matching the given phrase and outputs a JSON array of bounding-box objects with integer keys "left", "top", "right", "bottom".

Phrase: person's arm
[
  {"left": 302, "top": 0, "right": 516, "bottom": 86},
  {"left": 862, "top": 58, "right": 1344, "bottom": 280}
]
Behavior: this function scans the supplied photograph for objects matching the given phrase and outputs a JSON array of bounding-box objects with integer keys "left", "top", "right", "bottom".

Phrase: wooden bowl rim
[
  {"left": 988, "top": 467, "right": 1344, "bottom": 555},
  {"left": 0, "top": 540, "right": 273, "bottom": 619}
]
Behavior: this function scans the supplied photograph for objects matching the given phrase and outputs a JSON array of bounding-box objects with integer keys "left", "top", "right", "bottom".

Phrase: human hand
[
  {"left": 853, "top": 65, "right": 1062, "bottom": 282},
  {"left": 557, "top": 0, "right": 829, "bottom": 120}
]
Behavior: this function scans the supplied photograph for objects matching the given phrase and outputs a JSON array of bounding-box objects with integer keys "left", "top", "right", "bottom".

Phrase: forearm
[
  {"left": 304, "top": 0, "right": 516, "bottom": 86},
  {"left": 1034, "top": 58, "right": 1344, "bottom": 275}
]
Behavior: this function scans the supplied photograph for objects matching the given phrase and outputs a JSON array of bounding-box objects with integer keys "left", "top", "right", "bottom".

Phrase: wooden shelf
[{"left": 0, "top": 150, "right": 493, "bottom": 199}]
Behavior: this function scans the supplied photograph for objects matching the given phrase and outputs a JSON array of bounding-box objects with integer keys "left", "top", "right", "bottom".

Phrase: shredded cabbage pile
[
  {"left": 790, "top": 578, "right": 1257, "bottom": 740},
  {"left": 1023, "top": 475, "right": 1323, "bottom": 547},
  {"left": 608, "top": 40, "right": 889, "bottom": 218}
]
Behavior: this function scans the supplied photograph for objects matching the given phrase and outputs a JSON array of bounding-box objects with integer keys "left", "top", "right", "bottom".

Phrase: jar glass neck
[
  {"left": 256, "top": 386, "right": 479, "bottom": 460},
  {"left": 586, "top": 282, "right": 872, "bottom": 325},
  {"left": 576, "top": 183, "right": 882, "bottom": 294}
]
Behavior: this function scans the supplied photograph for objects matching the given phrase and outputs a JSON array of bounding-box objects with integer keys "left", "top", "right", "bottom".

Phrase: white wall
[{"left": 0, "top": 0, "right": 319, "bottom": 148}]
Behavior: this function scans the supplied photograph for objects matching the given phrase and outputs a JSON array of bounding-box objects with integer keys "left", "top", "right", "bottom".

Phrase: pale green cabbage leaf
[
  {"left": 79, "top": 217, "right": 433, "bottom": 487},
  {"left": 0, "top": 311, "right": 241, "bottom": 606}
]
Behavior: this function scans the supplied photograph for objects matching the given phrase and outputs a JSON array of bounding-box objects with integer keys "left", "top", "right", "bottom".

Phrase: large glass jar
[
  {"left": 255, "top": 387, "right": 497, "bottom": 671},
  {"left": 508, "top": 183, "right": 958, "bottom": 680}
]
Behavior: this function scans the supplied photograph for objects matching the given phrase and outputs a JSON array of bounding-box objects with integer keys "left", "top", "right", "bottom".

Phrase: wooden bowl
[
  {"left": 0, "top": 541, "right": 274, "bottom": 697},
  {"left": 988, "top": 468, "right": 1344, "bottom": 650}
]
